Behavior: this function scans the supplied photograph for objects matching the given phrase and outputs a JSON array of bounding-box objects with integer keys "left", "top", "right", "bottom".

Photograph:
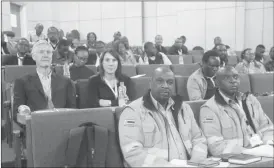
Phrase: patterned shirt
[{"left": 235, "top": 60, "right": 266, "bottom": 74}]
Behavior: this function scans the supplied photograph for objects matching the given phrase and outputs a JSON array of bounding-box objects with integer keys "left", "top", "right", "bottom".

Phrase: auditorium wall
[{"left": 1, "top": 1, "right": 273, "bottom": 51}]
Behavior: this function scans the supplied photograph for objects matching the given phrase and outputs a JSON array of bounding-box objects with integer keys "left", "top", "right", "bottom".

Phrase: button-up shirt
[
  {"left": 28, "top": 31, "right": 46, "bottom": 44},
  {"left": 37, "top": 68, "right": 52, "bottom": 103},
  {"left": 17, "top": 53, "right": 24, "bottom": 66},
  {"left": 150, "top": 93, "right": 187, "bottom": 160},
  {"left": 235, "top": 60, "right": 266, "bottom": 74}
]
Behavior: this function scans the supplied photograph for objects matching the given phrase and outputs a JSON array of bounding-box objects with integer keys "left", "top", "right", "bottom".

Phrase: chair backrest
[
  {"left": 86, "top": 65, "right": 98, "bottom": 74},
  {"left": 175, "top": 76, "right": 189, "bottom": 101},
  {"left": 183, "top": 55, "right": 193, "bottom": 64},
  {"left": 167, "top": 55, "right": 179, "bottom": 64},
  {"left": 75, "top": 79, "right": 89, "bottom": 108},
  {"left": 238, "top": 74, "right": 251, "bottom": 93},
  {"left": 121, "top": 65, "right": 137, "bottom": 77},
  {"left": 171, "top": 64, "right": 200, "bottom": 76},
  {"left": 130, "top": 77, "right": 150, "bottom": 101},
  {"left": 184, "top": 100, "right": 206, "bottom": 125},
  {"left": 29, "top": 108, "right": 124, "bottom": 167},
  {"left": 136, "top": 64, "right": 170, "bottom": 77},
  {"left": 4, "top": 65, "right": 36, "bottom": 83},
  {"left": 249, "top": 73, "right": 274, "bottom": 95},
  {"left": 192, "top": 54, "right": 203, "bottom": 64},
  {"left": 227, "top": 56, "right": 238, "bottom": 66},
  {"left": 257, "top": 96, "right": 274, "bottom": 122}
]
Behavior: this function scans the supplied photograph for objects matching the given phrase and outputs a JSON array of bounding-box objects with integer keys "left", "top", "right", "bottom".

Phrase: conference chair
[
  {"left": 257, "top": 95, "right": 274, "bottom": 122},
  {"left": 183, "top": 55, "right": 193, "bottom": 64},
  {"left": 167, "top": 55, "right": 180, "bottom": 64},
  {"left": 75, "top": 79, "right": 89, "bottom": 108},
  {"left": 22, "top": 108, "right": 124, "bottom": 167},
  {"left": 175, "top": 76, "right": 190, "bottom": 101},
  {"left": 238, "top": 74, "right": 251, "bottom": 93},
  {"left": 121, "top": 65, "right": 137, "bottom": 77},
  {"left": 170, "top": 64, "right": 200, "bottom": 77},
  {"left": 184, "top": 100, "right": 207, "bottom": 126},
  {"left": 192, "top": 54, "right": 203, "bottom": 64},
  {"left": 54, "top": 65, "right": 97, "bottom": 76},
  {"left": 249, "top": 73, "right": 274, "bottom": 96},
  {"left": 136, "top": 64, "right": 170, "bottom": 77},
  {"left": 3, "top": 65, "right": 37, "bottom": 147},
  {"left": 130, "top": 77, "right": 151, "bottom": 101}
]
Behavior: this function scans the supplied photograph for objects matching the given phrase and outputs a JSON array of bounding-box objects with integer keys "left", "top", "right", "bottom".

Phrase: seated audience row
[{"left": 118, "top": 66, "right": 273, "bottom": 167}]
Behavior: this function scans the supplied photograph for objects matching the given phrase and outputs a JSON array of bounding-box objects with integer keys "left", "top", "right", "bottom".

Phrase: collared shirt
[
  {"left": 150, "top": 93, "right": 187, "bottom": 160},
  {"left": 219, "top": 90, "right": 243, "bottom": 110},
  {"left": 48, "top": 39, "right": 58, "bottom": 50},
  {"left": 28, "top": 31, "right": 46, "bottom": 44},
  {"left": 235, "top": 60, "right": 266, "bottom": 74},
  {"left": 36, "top": 68, "right": 52, "bottom": 102}
]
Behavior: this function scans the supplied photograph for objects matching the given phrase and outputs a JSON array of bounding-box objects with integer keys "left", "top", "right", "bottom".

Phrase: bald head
[
  {"left": 152, "top": 67, "right": 174, "bottom": 80},
  {"left": 150, "top": 67, "right": 175, "bottom": 105},
  {"left": 216, "top": 66, "right": 240, "bottom": 96}
]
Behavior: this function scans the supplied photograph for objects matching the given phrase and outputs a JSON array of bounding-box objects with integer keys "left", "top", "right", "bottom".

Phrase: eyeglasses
[{"left": 76, "top": 55, "right": 88, "bottom": 62}]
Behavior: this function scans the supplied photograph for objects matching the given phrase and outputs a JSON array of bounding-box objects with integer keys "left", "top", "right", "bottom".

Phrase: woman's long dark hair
[{"left": 99, "top": 48, "right": 123, "bottom": 80}]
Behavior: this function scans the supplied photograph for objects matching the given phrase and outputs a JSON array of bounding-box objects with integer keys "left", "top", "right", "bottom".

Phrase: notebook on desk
[{"left": 228, "top": 154, "right": 261, "bottom": 165}]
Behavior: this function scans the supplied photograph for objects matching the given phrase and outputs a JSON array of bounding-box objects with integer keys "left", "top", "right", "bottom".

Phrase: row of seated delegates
[
  {"left": 264, "top": 46, "right": 274, "bottom": 71},
  {"left": 87, "top": 49, "right": 132, "bottom": 108},
  {"left": 2, "top": 38, "right": 36, "bottom": 66},
  {"left": 187, "top": 50, "right": 220, "bottom": 101},
  {"left": 13, "top": 40, "right": 76, "bottom": 125},
  {"left": 118, "top": 66, "right": 274, "bottom": 167},
  {"left": 235, "top": 48, "right": 266, "bottom": 74},
  {"left": 119, "top": 67, "right": 208, "bottom": 167},
  {"left": 199, "top": 66, "right": 274, "bottom": 156}
]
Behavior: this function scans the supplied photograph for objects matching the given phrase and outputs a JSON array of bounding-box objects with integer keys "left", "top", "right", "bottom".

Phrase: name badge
[{"left": 249, "top": 134, "right": 263, "bottom": 147}]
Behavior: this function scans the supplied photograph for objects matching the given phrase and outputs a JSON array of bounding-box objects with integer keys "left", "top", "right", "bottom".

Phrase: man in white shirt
[
  {"left": 47, "top": 26, "right": 59, "bottom": 50},
  {"left": 27, "top": 23, "right": 46, "bottom": 45}
]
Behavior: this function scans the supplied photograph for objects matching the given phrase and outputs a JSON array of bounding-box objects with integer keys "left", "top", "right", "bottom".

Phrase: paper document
[
  {"left": 242, "top": 145, "right": 274, "bottom": 158},
  {"left": 170, "top": 159, "right": 230, "bottom": 167},
  {"left": 130, "top": 74, "right": 146, "bottom": 78}
]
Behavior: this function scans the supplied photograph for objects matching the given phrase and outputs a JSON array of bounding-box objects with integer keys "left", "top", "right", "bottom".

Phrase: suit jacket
[
  {"left": 87, "top": 74, "right": 132, "bottom": 108},
  {"left": 2, "top": 54, "right": 36, "bottom": 66},
  {"left": 168, "top": 45, "right": 181, "bottom": 55},
  {"left": 13, "top": 72, "right": 76, "bottom": 122},
  {"left": 155, "top": 45, "right": 167, "bottom": 54}
]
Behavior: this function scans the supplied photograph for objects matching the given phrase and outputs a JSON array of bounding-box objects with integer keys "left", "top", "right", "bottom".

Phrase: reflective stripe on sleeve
[{"left": 122, "top": 142, "right": 143, "bottom": 153}]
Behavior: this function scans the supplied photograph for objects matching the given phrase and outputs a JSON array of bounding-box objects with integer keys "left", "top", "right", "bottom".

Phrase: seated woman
[
  {"left": 113, "top": 39, "right": 137, "bottom": 65},
  {"left": 87, "top": 49, "right": 132, "bottom": 108},
  {"left": 235, "top": 48, "right": 266, "bottom": 74}
]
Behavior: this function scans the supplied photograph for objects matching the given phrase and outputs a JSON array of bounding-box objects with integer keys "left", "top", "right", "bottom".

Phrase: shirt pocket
[{"left": 142, "top": 123, "right": 156, "bottom": 147}]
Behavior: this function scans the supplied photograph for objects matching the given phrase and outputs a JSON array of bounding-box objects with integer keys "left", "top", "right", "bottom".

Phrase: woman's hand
[{"left": 99, "top": 99, "right": 112, "bottom": 107}]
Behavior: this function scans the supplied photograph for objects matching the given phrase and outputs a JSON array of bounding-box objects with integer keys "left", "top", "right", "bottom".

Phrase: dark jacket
[
  {"left": 13, "top": 72, "right": 76, "bottom": 121},
  {"left": 2, "top": 54, "right": 36, "bottom": 66},
  {"left": 168, "top": 45, "right": 182, "bottom": 55},
  {"left": 70, "top": 64, "right": 96, "bottom": 81},
  {"left": 87, "top": 74, "right": 132, "bottom": 108},
  {"left": 155, "top": 45, "right": 167, "bottom": 54}
]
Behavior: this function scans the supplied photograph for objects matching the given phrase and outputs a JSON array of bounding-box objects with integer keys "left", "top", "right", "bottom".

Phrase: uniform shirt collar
[
  {"left": 150, "top": 92, "right": 174, "bottom": 111},
  {"left": 219, "top": 90, "right": 242, "bottom": 105}
]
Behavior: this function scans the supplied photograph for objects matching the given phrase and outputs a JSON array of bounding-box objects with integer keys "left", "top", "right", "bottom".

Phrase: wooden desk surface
[{"left": 230, "top": 157, "right": 273, "bottom": 167}]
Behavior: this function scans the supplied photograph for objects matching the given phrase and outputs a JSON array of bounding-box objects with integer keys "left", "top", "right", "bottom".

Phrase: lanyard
[{"left": 103, "top": 77, "right": 118, "bottom": 98}]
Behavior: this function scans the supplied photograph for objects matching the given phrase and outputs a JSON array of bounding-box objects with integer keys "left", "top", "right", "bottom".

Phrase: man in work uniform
[
  {"left": 119, "top": 67, "right": 208, "bottom": 167},
  {"left": 199, "top": 66, "right": 273, "bottom": 157}
]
